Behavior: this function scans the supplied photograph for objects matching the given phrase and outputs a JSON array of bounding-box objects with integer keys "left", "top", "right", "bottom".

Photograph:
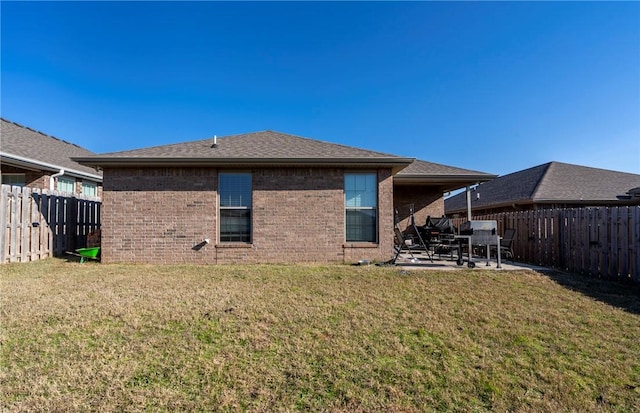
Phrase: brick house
[
  {"left": 1, "top": 118, "right": 102, "bottom": 197},
  {"left": 445, "top": 161, "right": 640, "bottom": 215},
  {"left": 75, "top": 131, "right": 494, "bottom": 264}
]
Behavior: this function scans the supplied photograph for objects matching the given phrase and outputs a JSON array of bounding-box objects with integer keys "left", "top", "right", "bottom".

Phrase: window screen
[
  {"left": 57, "top": 177, "right": 75, "bottom": 194},
  {"left": 1, "top": 174, "right": 25, "bottom": 187},
  {"left": 345, "top": 173, "right": 377, "bottom": 242},
  {"left": 219, "top": 173, "right": 252, "bottom": 242},
  {"left": 82, "top": 181, "right": 97, "bottom": 197}
]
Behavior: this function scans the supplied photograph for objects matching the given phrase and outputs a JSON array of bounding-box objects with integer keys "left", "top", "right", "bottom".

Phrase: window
[
  {"left": 57, "top": 176, "right": 76, "bottom": 194},
  {"left": 219, "top": 173, "right": 252, "bottom": 242},
  {"left": 82, "top": 181, "right": 97, "bottom": 197},
  {"left": 345, "top": 173, "right": 377, "bottom": 242},
  {"left": 1, "top": 173, "right": 25, "bottom": 187}
]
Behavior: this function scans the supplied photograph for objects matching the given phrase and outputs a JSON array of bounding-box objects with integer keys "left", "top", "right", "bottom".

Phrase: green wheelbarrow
[{"left": 69, "top": 247, "right": 101, "bottom": 263}]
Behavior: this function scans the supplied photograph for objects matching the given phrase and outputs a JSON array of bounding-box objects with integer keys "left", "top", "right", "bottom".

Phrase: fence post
[
  {"left": 9, "top": 186, "right": 20, "bottom": 262},
  {"left": 619, "top": 207, "right": 629, "bottom": 280},
  {"left": 0, "top": 186, "right": 9, "bottom": 263},
  {"left": 20, "top": 186, "right": 30, "bottom": 262},
  {"left": 632, "top": 206, "right": 640, "bottom": 283}
]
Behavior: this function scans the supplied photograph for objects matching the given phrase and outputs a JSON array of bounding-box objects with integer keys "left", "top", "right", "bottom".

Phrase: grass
[{"left": 1, "top": 259, "right": 639, "bottom": 412}]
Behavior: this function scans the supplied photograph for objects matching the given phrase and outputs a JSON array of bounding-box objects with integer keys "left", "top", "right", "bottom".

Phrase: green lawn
[{"left": 1, "top": 259, "right": 639, "bottom": 412}]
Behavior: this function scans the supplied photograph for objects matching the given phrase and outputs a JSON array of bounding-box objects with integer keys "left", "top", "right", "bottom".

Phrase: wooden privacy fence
[
  {"left": 1, "top": 185, "right": 101, "bottom": 263},
  {"left": 452, "top": 206, "right": 640, "bottom": 283}
]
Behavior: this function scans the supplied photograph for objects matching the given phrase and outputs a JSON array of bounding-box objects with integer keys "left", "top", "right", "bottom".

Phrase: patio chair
[
  {"left": 389, "top": 225, "right": 436, "bottom": 265},
  {"left": 491, "top": 228, "right": 515, "bottom": 261}
]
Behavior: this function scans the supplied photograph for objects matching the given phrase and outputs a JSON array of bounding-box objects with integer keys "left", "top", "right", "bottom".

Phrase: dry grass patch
[{"left": 1, "top": 259, "right": 639, "bottom": 412}]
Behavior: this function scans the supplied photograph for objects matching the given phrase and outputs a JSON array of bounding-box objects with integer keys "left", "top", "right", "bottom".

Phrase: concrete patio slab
[{"left": 390, "top": 251, "right": 549, "bottom": 272}]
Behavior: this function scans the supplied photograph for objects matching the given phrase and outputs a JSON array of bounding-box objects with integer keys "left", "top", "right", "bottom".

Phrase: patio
[{"left": 390, "top": 251, "right": 549, "bottom": 272}]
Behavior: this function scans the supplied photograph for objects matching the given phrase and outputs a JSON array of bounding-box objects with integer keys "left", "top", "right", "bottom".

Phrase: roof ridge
[
  {"left": 99, "top": 129, "right": 408, "bottom": 159},
  {"left": 550, "top": 160, "right": 640, "bottom": 176},
  {"left": 259, "top": 129, "right": 404, "bottom": 158},
  {"left": 1, "top": 117, "right": 85, "bottom": 150},
  {"left": 96, "top": 131, "right": 272, "bottom": 155},
  {"left": 529, "top": 162, "right": 554, "bottom": 200}
]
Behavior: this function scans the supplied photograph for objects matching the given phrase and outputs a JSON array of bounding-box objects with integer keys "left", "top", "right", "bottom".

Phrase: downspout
[{"left": 50, "top": 169, "right": 65, "bottom": 191}]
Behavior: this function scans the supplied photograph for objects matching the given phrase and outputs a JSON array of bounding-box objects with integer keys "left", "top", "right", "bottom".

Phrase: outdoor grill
[
  {"left": 456, "top": 220, "right": 502, "bottom": 268},
  {"left": 460, "top": 220, "right": 499, "bottom": 246}
]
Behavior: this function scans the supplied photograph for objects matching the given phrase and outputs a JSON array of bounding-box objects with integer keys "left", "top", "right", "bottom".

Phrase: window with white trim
[
  {"left": 57, "top": 176, "right": 76, "bottom": 194},
  {"left": 345, "top": 173, "right": 378, "bottom": 243},
  {"left": 219, "top": 173, "right": 252, "bottom": 242},
  {"left": 1, "top": 173, "right": 25, "bottom": 187},
  {"left": 82, "top": 181, "right": 97, "bottom": 197}
]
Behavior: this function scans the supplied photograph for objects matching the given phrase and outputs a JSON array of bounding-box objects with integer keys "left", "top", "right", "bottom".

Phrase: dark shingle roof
[
  {"left": 394, "top": 159, "right": 496, "bottom": 191},
  {"left": 534, "top": 162, "right": 640, "bottom": 201},
  {"left": 445, "top": 161, "right": 640, "bottom": 212},
  {"left": 396, "top": 159, "right": 491, "bottom": 176},
  {"left": 1, "top": 118, "right": 101, "bottom": 179},
  {"left": 74, "top": 130, "right": 414, "bottom": 169}
]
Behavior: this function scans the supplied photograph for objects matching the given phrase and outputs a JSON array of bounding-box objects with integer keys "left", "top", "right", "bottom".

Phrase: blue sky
[{"left": 2, "top": 1, "right": 639, "bottom": 176}]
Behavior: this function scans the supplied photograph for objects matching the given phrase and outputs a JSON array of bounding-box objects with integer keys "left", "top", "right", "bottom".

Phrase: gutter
[
  {"left": 393, "top": 174, "right": 497, "bottom": 184},
  {"left": 72, "top": 156, "right": 415, "bottom": 173},
  {"left": 1, "top": 152, "right": 103, "bottom": 181}
]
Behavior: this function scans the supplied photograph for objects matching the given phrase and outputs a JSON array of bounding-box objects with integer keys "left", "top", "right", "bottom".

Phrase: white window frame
[
  {"left": 344, "top": 172, "right": 378, "bottom": 243},
  {"left": 1, "top": 173, "right": 26, "bottom": 187},
  {"left": 218, "top": 172, "right": 252, "bottom": 243},
  {"left": 57, "top": 176, "right": 76, "bottom": 194},
  {"left": 82, "top": 181, "right": 97, "bottom": 197}
]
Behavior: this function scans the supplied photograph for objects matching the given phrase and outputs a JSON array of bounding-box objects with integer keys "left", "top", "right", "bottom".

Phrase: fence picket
[
  {"left": 609, "top": 208, "right": 619, "bottom": 279},
  {"left": 633, "top": 207, "right": 640, "bottom": 283},
  {"left": 20, "top": 187, "right": 30, "bottom": 261},
  {"left": 9, "top": 187, "right": 19, "bottom": 262},
  {"left": 619, "top": 207, "right": 629, "bottom": 279},
  {"left": 0, "top": 186, "right": 8, "bottom": 263},
  {"left": 41, "top": 191, "right": 52, "bottom": 259},
  {"left": 30, "top": 190, "right": 39, "bottom": 260}
]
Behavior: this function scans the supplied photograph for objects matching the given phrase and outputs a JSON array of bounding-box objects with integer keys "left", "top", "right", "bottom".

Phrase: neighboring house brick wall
[
  {"left": 0, "top": 165, "right": 102, "bottom": 195},
  {"left": 102, "top": 166, "right": 395, "bottom": 264},
  {"left": 0, "top": 165, "right": 51, "bottom": 189},
  {"left": 393, "top": 185, "right": 444, "bottom": 230}
]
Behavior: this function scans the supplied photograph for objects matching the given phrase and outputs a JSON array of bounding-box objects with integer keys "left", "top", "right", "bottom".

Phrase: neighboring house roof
[
  {"left": 74, "top": 130, "right": 414, "bottom": 172},
  {"left": 445, "top": 161, "right": 640, "bottom": 213},
  {"left": 394, "top": 159, "right": 496, "bottom": 191},
  {"left": 1, "top": 118, "right": 102, "bottom": 181}
]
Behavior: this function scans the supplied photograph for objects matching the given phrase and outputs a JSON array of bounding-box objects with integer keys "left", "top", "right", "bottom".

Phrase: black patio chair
[{"left": 491, "top": 228, "right": 515, "bottom": 261}]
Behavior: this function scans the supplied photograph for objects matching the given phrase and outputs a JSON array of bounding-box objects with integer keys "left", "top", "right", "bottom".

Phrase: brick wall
[
  {"left": 393, "top": 185, "right": 445, "bottom": 231},
  {"left": 344, "top": 168, "right": 395, "bottom": 263},
  {"left": 102, "top": 166, "right": 396, "bottom": 264},
  {"left": 240, "top": 167, "right": 344, "bottom": 264},
  {"left": 102, "top": 167, "right": 217, "bottom": 264}
]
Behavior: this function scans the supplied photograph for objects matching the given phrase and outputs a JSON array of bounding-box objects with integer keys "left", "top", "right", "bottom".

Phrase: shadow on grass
[{"left": 544, "top": 270, "right": 640, "bottom": 316}]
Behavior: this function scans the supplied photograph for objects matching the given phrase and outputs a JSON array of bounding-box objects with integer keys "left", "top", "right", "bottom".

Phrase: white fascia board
[{"left": 0, "top": 152, "right": 103, "bottom": 181}]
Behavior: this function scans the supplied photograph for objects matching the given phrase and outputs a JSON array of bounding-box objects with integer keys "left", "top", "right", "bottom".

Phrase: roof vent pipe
[
  {"left": 211, "top": 135, "right": 218, "bottom": 148},
  {"left": 50, "top": 169, "right": 65, "bottom": 191}
]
